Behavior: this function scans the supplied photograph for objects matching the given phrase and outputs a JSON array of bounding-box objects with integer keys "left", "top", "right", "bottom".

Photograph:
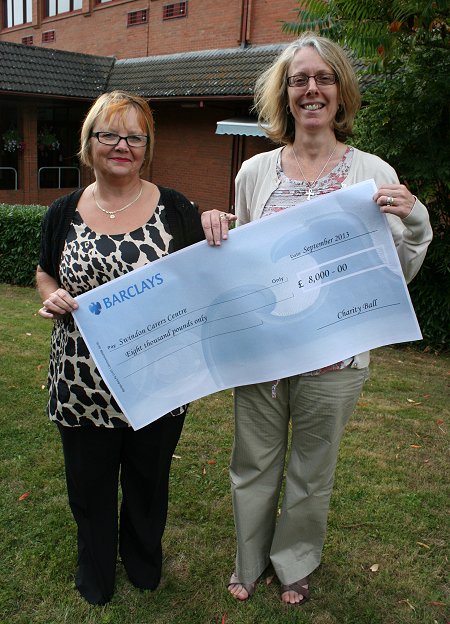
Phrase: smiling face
[
  {"left": 90, "top": 106, "right": 147, "bottom": 180},
  {"left": 287, "top": 45, "right": 340, "bottom": 137}
]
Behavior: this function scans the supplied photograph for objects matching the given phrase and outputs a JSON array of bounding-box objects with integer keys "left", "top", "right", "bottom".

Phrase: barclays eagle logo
[{"left": 89, "top": 301, "right": 102, "bottom": 315}]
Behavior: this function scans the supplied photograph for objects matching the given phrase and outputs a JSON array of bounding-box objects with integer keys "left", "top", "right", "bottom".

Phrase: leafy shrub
[
  {"left": 351, "top": 43, "right": 449, "bottom": 353},
  {"left": 0, "top": 204, "right": 47, "bottom": 286},
  {"left": 408, "top": 223, "right": 450, "bottom": 352}
]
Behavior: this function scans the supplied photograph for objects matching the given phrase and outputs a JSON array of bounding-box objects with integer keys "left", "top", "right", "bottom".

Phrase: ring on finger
[
  {"left": 386, "top": 196, "right": 395, "bottom": 207},
  {"left": 219, "top": 213, "right": 228, "bottom": 221}
]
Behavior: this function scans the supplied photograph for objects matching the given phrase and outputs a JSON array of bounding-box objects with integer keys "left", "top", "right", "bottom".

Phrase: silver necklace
[
  {"left": 292, "top": 141, "right": 338, "bottom": 200},
  {"left": 92, "top": 182, "right": 143, "bottom": 219}
]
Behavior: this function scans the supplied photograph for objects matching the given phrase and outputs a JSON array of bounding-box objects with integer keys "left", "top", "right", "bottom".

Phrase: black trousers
[{"left": 57, "top": 415, "right": 185, "bottom": 605}]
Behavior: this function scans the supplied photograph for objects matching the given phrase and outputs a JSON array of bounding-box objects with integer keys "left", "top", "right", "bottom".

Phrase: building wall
[
  {"left": 0, "top": 96, "right": 275, "bottom": 209},
  {"left": 151, "top": 103, "right": 234, "bottom": 212},
  {"left": 149, "top": 102, "right": 276, "bottom": 213},
  {"left": 0, "top": 0, "right": 295, "bottom": 58},
  {"left": 250, "top": 0, "right": 297, "bottom": 45},
  {"left": 0, "top": 0, "right": 288, "bottom": 207}
]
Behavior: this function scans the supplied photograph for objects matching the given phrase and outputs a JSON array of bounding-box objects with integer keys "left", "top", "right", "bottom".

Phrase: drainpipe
[
  {"left": 239, "top": 0, "right": 252, "bottom": 48},
  {"left": 229, "top": 134, "right": 244, "bottom": 213},
  {"left": 233, "top": 0, "right": 252, "bottom": 209}
]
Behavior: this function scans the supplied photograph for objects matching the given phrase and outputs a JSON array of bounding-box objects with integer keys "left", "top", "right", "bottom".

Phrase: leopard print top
[{"left": 47, "top": 204, "right": 187, "bottom": 427}]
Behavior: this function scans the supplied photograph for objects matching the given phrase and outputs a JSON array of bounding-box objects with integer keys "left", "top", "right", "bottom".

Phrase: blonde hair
[
  {"left": 79, "top": 90, "right": 155, "bottom": 170},
  {"left": 254, "top": 33, "right": 361, "bottom": 144}
]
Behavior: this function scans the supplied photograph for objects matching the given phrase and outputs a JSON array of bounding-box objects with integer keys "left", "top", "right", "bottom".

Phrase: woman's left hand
[
  {"left": 38, "top": 286, "right": 78, "bottom": 320},
  {"left": 373, "top": 184, "right": 416, "bottom": 219},
  {"left": 201, "top": 210, "right": 237, "bottom": 246}
]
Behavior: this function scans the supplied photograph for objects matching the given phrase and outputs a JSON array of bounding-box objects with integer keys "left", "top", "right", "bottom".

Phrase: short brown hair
[{"left": 78, "top": 90, "right": 155, "bottom": 170}]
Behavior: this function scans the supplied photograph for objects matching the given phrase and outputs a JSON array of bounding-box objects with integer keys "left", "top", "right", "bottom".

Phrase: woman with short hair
[{"left": 37, "top": 90, "right": 205, "bottom": 605}]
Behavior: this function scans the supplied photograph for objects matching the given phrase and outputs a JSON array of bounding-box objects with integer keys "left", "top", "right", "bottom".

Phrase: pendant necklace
[
  {"left": 92, "top": 182, "right": 143, "bottom": 219},
  {"left": 292, "top": 141, "right": 338, "bottom": 200}
]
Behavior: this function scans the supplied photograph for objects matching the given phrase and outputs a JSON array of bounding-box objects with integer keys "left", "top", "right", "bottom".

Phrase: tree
[
  {"left": 283, "top": 1, "right": 448, "bottom": 69},
  {"left": 283, "top": 1, "right": 450, "bottom": 350}
]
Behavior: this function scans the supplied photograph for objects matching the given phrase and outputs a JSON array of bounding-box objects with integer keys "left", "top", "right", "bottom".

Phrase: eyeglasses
[
  {"left": 287, "top": 73, "right": 337, "bottom": 88},
  {"left": 91, "top": 132, "right": 149, "bottom": 148}
]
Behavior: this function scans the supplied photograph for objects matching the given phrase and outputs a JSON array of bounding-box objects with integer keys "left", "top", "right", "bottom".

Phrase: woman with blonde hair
[
  {"left": 37, "top": 90, "right": 204, "bottom": 605},
  {"left": 202, "top": 34, "right": 432, "bottom": 606}
]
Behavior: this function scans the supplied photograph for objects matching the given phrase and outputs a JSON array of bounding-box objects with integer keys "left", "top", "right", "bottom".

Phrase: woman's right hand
[
  {"left": 38, "top": 287, "right": 78, "bottom": 320},
  {"left": 201, "top": 210, "right": 237, "bottom": 246}
]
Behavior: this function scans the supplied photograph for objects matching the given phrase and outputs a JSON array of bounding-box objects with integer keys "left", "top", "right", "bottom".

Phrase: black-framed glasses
[
  {"left": 91, "top": 131, "right": 149, "bottom": 147},
  {"left": 287, "top": 73, "right": 338, "bottom": 88}
]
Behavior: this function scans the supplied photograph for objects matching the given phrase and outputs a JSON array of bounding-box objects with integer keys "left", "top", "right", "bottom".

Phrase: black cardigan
[{"left": 39, "top": 186, "right": 205, "bottom": 283}]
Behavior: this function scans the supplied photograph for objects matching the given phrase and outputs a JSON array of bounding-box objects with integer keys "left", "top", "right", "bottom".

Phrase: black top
[{"left": 39, "top": 185, "right": 205, "bottom": 283}]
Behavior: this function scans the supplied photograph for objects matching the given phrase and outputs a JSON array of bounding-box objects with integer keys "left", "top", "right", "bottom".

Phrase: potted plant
[
  {"left": 38, "top": 127, "right": 60, "bottom": 152},
  {"left": 2, "top": 127, "right": 25, "bottom": 153}
]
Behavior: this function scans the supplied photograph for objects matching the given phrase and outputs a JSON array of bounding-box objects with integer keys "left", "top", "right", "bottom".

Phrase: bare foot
[
  {"left": 228, "top": 572, "right": 256, "bottom": 601},
  {"left": 280, "top": 578, "right": 310, "bottom": 606}
]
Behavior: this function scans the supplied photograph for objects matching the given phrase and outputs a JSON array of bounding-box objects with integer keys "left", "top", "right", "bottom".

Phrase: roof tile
[
  {"left": 107, "top": 45, "right": 289, "bottom": 97},
  {"left": 0, "top": 41, "right": 367, "bottom": 101},
  {"left": 0, "top": 41, "right": 114, "bottom": 99}
]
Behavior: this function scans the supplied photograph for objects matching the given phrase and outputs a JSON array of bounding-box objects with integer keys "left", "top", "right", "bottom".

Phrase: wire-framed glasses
[
  {"left": 91, "top": 132, "right": 149, "bottom": 147},
  {"left": 287, "top": 73, "right": 337, "bottom": 88}
]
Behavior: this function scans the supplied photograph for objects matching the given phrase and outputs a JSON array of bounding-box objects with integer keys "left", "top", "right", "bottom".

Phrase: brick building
[{"left": 0, "top": 0, "right": 299, "bottom": 209}]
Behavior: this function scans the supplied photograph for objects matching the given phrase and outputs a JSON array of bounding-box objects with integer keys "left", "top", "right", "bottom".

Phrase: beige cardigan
[{"left": 234, "top": 146, "right": 433, "bottom": 369}]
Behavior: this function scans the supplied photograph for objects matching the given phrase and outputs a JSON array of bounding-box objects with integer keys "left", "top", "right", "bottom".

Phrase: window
[
  {"left": 163, "top": 1, "right": 187, "bottom": 20},
  {"left": 37, "top": 104, "right": 85, "bottom": 189},
  {"left": 22, "top": 35, "right": 33, "bottom": 45},
  {"left": 0, "top": 107, "right": 21, "bottom": 190},
  {"left": 42, "top": 30, "right": 55, "bottom": 42},
  {"left": 45, "top": 0, "right": 82, "bottom": 17},
  {"left": 127, "top": 9, "right": 147, "bottom": 26},
  {"left": 4, "top": 0, "right": 32, "bottom": 27}
]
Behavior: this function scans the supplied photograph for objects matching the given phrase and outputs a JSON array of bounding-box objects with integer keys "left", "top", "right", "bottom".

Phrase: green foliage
[
  {"left": 283, "top": 0, "right": 449, "bottom": 71},
  {"left": 408, "top": 235, "right": 450, "bottom": 351},
  {"left": 351, "top": 39, "right": 450, "bottom": 351},
  {"left": 284, "top": 1, "right": 450, "bottom": 351},
  {"left": 0, "top": 204, "right": 47, "bottom": 286},
  {"left": 284, "top": 0, "right": 394, "bottom": 66},
  {"left": 352, "top": 43, "right": 449, "bottom": 192}
]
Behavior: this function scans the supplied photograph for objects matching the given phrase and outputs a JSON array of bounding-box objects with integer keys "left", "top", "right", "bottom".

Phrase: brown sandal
[
  {"left": 280, "top": 576, "right": 310, "bottom": 606},
  {"left": 227, "top": 572, "right": 257, "bottom": 601}
]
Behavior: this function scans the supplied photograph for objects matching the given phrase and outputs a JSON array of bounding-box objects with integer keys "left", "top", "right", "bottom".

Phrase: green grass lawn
[{"left": 0, "top": 283, "right": 448, "bottom": 624}]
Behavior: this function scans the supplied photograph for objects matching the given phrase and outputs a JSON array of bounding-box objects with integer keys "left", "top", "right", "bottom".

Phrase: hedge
[
  {"left": 408, "top": 222, "right": 450, "bottom": 352},
  {"left": 0, "top": 203, "right": 47, "bottom": 287}
]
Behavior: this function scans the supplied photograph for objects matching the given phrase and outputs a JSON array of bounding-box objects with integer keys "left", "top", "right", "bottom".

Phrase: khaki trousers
[{"left": 231, "top": 366, "right": 369, "bottom": 585}]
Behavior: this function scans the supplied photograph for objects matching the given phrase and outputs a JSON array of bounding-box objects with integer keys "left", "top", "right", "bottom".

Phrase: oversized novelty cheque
[{"left": 73, "top": 180, "right": 422, "bottom": 429}]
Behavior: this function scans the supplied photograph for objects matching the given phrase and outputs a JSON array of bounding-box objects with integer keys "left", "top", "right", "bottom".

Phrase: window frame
[
  {"left": 44, "top": 0, "right": 82, "bottom": 19},
  {"left": 3, "top": 0, "right": 32, "bottom": 29},
  {"left": 127, "top": 8, "right": 148, "bottom": 27},
  {"left": 162, "top": 1, "right": 188, "bottom": 21}
]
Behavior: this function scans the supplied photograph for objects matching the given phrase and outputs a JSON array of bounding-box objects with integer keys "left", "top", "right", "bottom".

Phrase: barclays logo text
[{"left": 87, "top": 273, "right": 164, "bottom": 315}]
